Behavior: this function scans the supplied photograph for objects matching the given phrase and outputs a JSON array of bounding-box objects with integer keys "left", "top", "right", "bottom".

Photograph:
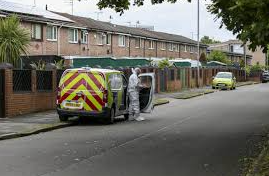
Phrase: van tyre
[
  {"left": 59, "top": 115, "right": 68, "bottom": 122},
  {"left": 106, "top": 108, "right": 115, "bottom": 124}
]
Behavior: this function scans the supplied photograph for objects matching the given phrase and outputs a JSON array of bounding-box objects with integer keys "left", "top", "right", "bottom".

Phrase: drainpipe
[
  {"left": 143, "top": 39, "right": 146, "bottom": 57},
  {"left": 57, "top": 25, "right": 64, "bottom": 56},
  {"left": 155, "top": 41, "right": 157, "bottom": 57}
]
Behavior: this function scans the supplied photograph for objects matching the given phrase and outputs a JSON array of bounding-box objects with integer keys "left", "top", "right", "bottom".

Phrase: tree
[
  {"left": 0, "top": 15, "right": 30, "bottom": 66},
  {"left": 91, "top": 0, "right": 269, "bottom": 52},
  {"left": 200, "top": 36, "right": 220, "bottom": 45},
  {"left": 208, "top": 0, "right": 269, "bottom": 52},
  {"left": 207, "top": 50, "right": 230, "bottom": 64}
]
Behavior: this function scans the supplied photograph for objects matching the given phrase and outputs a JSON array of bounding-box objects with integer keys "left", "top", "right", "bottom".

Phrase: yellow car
[{"left": 212, "top": 72, "right": 236, "bottom": 90}]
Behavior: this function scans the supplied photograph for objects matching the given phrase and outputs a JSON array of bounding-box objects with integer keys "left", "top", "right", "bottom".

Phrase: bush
[
  {"left": 158, "top": 59, "right": 172, "bottom": 69},
  {"left": 0, "top": 15, "right": 30, "bottom": 66},
  {"left": 207, "top": 50, "right": 231, "bottom": 64}
]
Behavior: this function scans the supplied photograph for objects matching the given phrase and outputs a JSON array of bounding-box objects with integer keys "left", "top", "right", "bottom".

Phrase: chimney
[{"left": 45, "top": 4, "right": 48, "bottom": 10}]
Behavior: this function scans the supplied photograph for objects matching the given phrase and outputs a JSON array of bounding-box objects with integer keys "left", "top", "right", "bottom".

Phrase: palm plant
[{"left": 0, "top": 15, "right": 30, "bottom": 67}]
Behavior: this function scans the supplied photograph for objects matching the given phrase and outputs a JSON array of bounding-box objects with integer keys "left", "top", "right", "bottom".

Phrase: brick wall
[
  {"left": 3, "top": 69, "right": 57, "bottom": 117},
  {"left": 1, "top": 67, "right": 252, "bottom": 118}
]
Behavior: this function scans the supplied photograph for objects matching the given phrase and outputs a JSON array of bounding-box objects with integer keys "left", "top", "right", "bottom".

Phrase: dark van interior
[{"left": 139, "top": 76, "right": 152, "bottom": 110}]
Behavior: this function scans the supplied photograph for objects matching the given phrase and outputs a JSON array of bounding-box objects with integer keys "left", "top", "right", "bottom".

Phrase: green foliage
[
  {"left": 158, "top": 58, "right": 172, "bottom": 69},
  {"left": 200, "top": 36, "right": 221, "bottom": 45},
  {"left": 94, "top": 0, "right": 191, "bottom": 15},
  {"left": 54, "top": 60, "right": 64, "bottom": 69},
  {"left": 0, "top": 15, "right": 30, "bottom": 66},
  {"left": 90, "top": 0, "right": 269, "bottom": 52},
  {"left": 207, "top": 50, "right": 230, "bottom": 64},
  {"left": 208, "top": 0, "right": 269, "bottom": 52},
  {"left": 31, "top": 60, "right": 46, "bottom": 70}
]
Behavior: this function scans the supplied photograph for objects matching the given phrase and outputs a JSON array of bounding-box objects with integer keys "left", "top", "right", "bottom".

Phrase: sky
[{"left": 6, "top": 0, "right": 235, "bottom": 42}]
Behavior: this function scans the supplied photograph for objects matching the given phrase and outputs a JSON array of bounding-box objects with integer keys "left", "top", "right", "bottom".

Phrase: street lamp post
[{"left": 197, "top": 0, "right": 200, "bottom": 87}]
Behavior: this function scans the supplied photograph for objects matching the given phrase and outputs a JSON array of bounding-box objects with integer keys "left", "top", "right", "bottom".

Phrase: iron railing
[
  {"left": 13, "top": 70, "right": 32, "bottom": 92},
  {"left": 36, "top": 71, "right": 52, "bottom": 91}
]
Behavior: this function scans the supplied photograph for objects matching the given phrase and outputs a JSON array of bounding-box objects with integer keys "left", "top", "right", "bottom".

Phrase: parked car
[
  {"left": 212, "top": 72, "right": 236, "bottom": 90},
  {"left": 261, "top": 71, "right": 269, "bottom": 83},
  {"left": 56, "top": 68, "right": 155, "bottom": 123}
]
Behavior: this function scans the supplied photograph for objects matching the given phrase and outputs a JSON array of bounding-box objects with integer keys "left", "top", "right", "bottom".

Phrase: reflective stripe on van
[{"left": 58, "top": 70, "right": 106, "bottom": 112}]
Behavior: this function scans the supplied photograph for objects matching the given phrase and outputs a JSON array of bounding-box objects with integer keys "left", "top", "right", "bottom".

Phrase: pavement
[{"left": 0, "top": 83, "right": 268, "bottom": 176}]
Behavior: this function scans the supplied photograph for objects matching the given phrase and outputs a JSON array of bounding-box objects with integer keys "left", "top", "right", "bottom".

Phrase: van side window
[{"left": 109, "top": 74, "right": 122, "bottom": 91}]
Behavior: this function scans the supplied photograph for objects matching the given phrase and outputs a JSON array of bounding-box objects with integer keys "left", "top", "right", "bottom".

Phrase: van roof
[{"left": 66, "top": 68, "right": 122, "bottom": 74}]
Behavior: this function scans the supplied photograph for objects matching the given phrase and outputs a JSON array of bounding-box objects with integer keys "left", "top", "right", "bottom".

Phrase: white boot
[{"left": 135, "top": 117, "right": 145, "bottom": 121}]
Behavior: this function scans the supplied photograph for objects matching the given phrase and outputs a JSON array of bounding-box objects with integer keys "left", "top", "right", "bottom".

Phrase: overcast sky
[{"left": 7, "top": 0, "right": 235, "bottom": 41}]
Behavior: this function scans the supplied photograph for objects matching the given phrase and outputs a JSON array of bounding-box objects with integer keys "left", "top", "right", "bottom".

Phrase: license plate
[
  {"left": 219, "top": 84, "right": 225, "bottom": 87},
  {"left": 63, "top": 101, "right": 83, "bottom": 109}
]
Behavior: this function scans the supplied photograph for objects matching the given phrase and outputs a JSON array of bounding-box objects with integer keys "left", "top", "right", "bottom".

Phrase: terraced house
[{"left": 0, "top": 0, "right": 207, "bottom": 60}]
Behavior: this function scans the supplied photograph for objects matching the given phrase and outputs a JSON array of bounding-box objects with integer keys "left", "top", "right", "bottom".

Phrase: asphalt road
[{"left": 0, "top": 84, "right": 269, "bottom": 176}]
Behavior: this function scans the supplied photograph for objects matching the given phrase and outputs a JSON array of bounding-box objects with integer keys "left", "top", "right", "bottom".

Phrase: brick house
[
  {"left": 208, "top": 40, "right": 265, "bottom": 66},
  {"left": 0, "top": 0, "right": 208, "bottom": 60}
]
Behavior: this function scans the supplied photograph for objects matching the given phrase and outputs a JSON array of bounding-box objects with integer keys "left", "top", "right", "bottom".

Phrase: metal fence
[
  {"left": 13, "top": 70, "right": 32, "bottom": 92},
  {"left": 36, "top": 71, "right": 53, "bottom": 91}
]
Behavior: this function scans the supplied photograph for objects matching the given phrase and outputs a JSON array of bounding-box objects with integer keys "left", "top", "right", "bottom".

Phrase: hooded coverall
[{"left": 128, "top": 68, "right": 141, "bottom": 119}]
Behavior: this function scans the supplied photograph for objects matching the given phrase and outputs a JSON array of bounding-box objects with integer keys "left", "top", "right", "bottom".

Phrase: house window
[
  {"left": 118, "top": 35, "right": 125, "bottom": 47},
  {"left": 135, "top": 38, "right": 141, "bottom": 48},
  {"left": 160, "top": 42, "right": 166, "bottom": 50},
  {"left": 97, "top": 32, "right": 106, "bottom": 45},
  {"left": 31, "top": 24, "right": 42, "bottom": 40},
  {"left": 106, "top": 33, "right": 111, "bottom": 45},
  {"left": 190, "top": 46, "right": 194, "bottom": 53},
  {"left": 168, "top": 43, "right": 173, "bottom": 51},
  {"left": 174, "top": 44, "right": 180, "bottom": 52},
  {"left": 81, "top": 30, "right": 88, "bottom": 44},
  {"left": 149, "top": 40, "right": 155, "bottom": 49},
  {"left": 46, "top": 26, "right": 57, "bottom": 41},
  {"left": 184, "top": 45, "right": 187, "bottom": 52},
  {"left": 68, "top": 28, "right": 78, "bottom": 43}
]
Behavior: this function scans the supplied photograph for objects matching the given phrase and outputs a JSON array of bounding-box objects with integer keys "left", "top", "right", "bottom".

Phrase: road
[{"left": 0, "top": 84, "right": 269, "bottom": 176}]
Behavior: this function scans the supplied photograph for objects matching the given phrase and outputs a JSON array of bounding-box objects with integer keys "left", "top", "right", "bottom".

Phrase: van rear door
[
  {"left": 82, "top": 71, "right": 106, "bottom": 112},
  {"left": 58, "top": 70, "right": 105, "bottom": 112},
  {"left": 138, "top": 73, "right": 155, "bottom": 113}
]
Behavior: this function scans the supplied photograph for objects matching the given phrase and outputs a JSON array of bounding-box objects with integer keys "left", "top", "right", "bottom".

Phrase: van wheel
[
  {"left": 59, "top": 115, "right": 68, "bottom": 122},
  {"left": 106, "top": 108, "right": 115, "bottom": 124},
  {"left": 124, "top": 113, "right": 129, "bottom": 120}
]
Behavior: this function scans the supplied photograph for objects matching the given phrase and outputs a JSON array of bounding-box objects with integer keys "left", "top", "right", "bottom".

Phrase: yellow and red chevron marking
[{"left": 59, "top": 71, "right": 106, "bottom": 111}]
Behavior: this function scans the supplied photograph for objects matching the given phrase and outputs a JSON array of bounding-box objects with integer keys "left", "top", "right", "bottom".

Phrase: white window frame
[
  {"left": 106, "top": 33, "right": 111, "bottom": 45},
  {"left": 160, "top": 42, "right": 166, "bottom": 50},
  {"left": 31, "top": 24, "right": 42, "bottom": 40},
  {"left": 68, "top": 28, "right": 78, "bottom": 43},
  {"left": 149, "top": 40, "right": 154, "bottom": 49},
  {"left": 190, "top": 46, "right": 194, "bottom": 53},
  {"left": 174, "top": 44, "right": 179, "bottom": 52},
  {"left": 46, "top": 26, "right": 57, "bottom": 41},
  {"left": 118, "top": 35, "right": 126, "bottom": 47},
  {"left": 135, "top": 38, "right": 141, "bottom": 48},
  {"left": 184, "top": 45, "right": 187, "bottom": 52},
  {"left": 81, "top": 30, "right": 88, "bottom": 44},
  {"left": 168, "top": 43, "right": 173, "bottom": 51}
]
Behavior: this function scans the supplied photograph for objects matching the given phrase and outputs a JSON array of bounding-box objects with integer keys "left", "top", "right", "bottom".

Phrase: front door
[{"left": 138, "top": 73, "right": 155, "bottom": 113}]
